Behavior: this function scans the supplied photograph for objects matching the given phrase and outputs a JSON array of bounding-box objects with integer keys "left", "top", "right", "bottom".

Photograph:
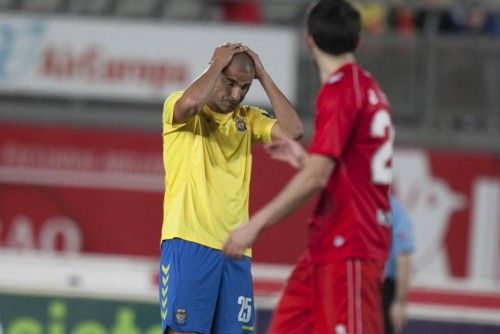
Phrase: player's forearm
[
  {"left": 252, "top": 156, "right": 332, "bottom": 231},
  {"left": 395, "top": 253, "right": 412, "bottom": 303},
  {"left": 259, "top": 71, "right": 303, "bottom": 139},
  {"left": 256, "top": 175, "right": 317, "bottom": 229},
  {"left": 177, "top": 63, "right": 225, "bottom": 118}
]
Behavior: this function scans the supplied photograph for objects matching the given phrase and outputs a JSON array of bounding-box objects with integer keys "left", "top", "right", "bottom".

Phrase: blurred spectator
[
  {"left": 387, "top": 4, "right": 417, "bottom": 36},
  {"left": 383, "top": 196, "right": 415, "bottom": 334},
  {"left": 485, "top": 11, "right": 500, "bottom": 37},
  {"left": 354, "top": 0, "right": 388, "bottom": 34},
  {"left": 218, "top": 0, "right": 263, "bottom": 25},
  {"left": 438, "top": 1, "right": 489, "bottom": 35}
]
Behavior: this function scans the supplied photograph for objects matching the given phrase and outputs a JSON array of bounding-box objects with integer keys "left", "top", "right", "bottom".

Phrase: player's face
[{"left": 210, "top": 65, "right": 254, "bottom": 113}]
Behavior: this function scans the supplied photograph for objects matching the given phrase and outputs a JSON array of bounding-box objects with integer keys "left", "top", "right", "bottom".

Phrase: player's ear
[{"left": 304, "top": 33, "right": 315, "bottom": 51}]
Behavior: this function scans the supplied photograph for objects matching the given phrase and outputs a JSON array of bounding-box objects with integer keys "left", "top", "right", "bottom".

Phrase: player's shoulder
[
  {"left": 237, "top": 104, "right": 274, "bottom": 119},
  {"left": 319, "top": 65, "right": 356, "bottom": 101},
  {"left": 321, "top": 64, "right": 364, "bottom": 97},
  {"left": 163, "top": 91, "right": 184, "bottom": 111},
  {"left": 165, "top": 90, "right": 184, "bottom": 103},
  {"left": 325, "top": 71, "right": 346, "bottom": 86},
  {"left": 162, "top": 91, "right": 185, "bottom": 124},
  {"left": 324, "top": 63, "right": 363, "bottom": 83}
]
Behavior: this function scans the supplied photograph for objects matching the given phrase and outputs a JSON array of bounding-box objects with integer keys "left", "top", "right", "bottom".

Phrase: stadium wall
[{"left": 1, "top": 122, "right": 500, "bottom": 333}]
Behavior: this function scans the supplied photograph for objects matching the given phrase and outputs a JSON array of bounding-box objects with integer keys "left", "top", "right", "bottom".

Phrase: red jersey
[{"left": 308, "top": 63, "right": 393, "bottom": 263}]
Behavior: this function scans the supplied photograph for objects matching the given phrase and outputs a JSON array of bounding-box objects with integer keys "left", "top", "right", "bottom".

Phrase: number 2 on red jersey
[{"left": 370, "top": 109, "right": 394, "bottom": 185}]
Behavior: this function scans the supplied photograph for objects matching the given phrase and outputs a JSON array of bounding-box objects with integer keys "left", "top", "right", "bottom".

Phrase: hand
[
  {"left": 223, "top": 221, "right": 261, "bottom": 259},
  {"left": 244, "top": 47, "right": 266, "bottom": 80},
  {"left": 389, "top": 300, "right": 407, "bottom": 333},
  {"left": 265, "top": 137, "right": 307, "bottom": 169},
  {"left": 210, "top": 42, "right": 247, "bottom": 69}
]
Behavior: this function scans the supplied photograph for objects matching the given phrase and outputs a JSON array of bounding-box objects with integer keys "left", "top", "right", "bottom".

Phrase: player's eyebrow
[{"left": 225, "top": 77, "right": 252, "bottom": 87}]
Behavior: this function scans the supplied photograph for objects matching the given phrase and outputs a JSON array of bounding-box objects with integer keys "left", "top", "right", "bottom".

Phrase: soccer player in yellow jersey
[{"left": 159, "top": 42, "right": 303, "bottom": 334}]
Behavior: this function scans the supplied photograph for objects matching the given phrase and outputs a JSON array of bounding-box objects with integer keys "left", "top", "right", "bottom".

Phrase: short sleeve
[
  {"left": 309, "top": 85, "right": 357, "bottom": 159},
  {"left": 249, "top": 107, "right": 277, "bottom": 144},
  {"left": 390, "top": 197, "right": 416, "bottom": 255},
  {"left": 163, "top": 91, "right": 194, "bottom": 134}
]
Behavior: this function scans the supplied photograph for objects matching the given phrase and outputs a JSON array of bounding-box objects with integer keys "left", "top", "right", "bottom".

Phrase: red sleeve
[{"left": 309, "top": 83, "right": 358, "bottom": 159}]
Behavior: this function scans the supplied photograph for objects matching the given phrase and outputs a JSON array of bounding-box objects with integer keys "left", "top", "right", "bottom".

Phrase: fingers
[
  {"left": 265, "top": 140, "right": 291, "bottom": 155},
  {"left": 222, "top": 240, "right": 244, "bottom": 259},
  {"left": 265, "top": 139, "right": 287, "bottom": 149},
  {"left": 219, "top": 42, "right": 247, "bottom": 51},
  {"left": 245, "top": 47, "right": 258, "bottom": 58},
  {"left": 211, "top": 42, "right": 248, "bottom": 67},
  {"left": 265, "top": 142, "right": 289, "bottom": 158},
  {"left": 220, "top": 42, "right": 238, "bottom": 47},
  {"left": 265, "top": 140, "right": 305, "bottom": 169},
  {"left": 217, "top": 43, "right": 248, "bottom": 57}
]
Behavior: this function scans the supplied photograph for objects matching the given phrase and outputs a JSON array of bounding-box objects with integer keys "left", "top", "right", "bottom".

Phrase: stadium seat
[
  {"left": 162, "top": 0, "right": 210, "bottom": 21},
  {"left": 19, "top": 0, "right": 64, "bottom": 12},
  {"left": 260, "top": 0, "right": 308, "bottom": 25},
  {"left": 114, "top": 0, "right": 162, "bottom": 18},
  {"left": 433, "top": 38, "right": 490, "bottom": 131},
  {"left": 0, "top": 0, "right": 16, "bottom": 10},
  {"left": 66, "top": 0, "right": 112, "bottom": 16}
]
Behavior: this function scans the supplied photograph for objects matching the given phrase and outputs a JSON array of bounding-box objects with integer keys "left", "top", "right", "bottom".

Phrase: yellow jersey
[{"left": 161, "top": 91, "right": 277, "bottom": 256}]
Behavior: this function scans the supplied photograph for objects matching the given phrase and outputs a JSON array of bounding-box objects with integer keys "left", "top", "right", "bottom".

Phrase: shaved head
[{"left": 225, "top": 52, "right": 255, "bottom": 75}]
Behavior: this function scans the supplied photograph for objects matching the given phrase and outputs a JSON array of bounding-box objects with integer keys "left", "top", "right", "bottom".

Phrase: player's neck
[{"left": 316, "top": 52, "right": 356, "bottom": 83}]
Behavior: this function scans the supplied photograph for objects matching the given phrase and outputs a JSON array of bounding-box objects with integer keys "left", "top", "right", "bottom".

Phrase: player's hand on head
[
  {"left": 210, "top": 42, "right": 247, "bottom": 69},
  {"left": 244, "top": 47, "right": 266, "bottom": 79},
  {"left": 265, "top": 137, "right": 307, "bottom": 169}
]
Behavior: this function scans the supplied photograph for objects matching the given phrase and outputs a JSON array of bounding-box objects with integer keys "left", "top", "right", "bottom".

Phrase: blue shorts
[{"left": 159, "top": 238, "right": 255, "bottom": 334}]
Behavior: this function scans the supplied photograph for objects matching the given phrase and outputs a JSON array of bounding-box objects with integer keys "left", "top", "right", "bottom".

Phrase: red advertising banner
[
  {"left": 1, "top": 122, "right": 499, "bottom": 282},
  {"left": 0, "top": 122, "right": 163, "bottom": 256}
]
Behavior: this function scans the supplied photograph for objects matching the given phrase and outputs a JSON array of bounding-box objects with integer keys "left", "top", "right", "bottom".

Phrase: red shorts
[{"left": 268, "top": 251, "right": 385, "bottom": 334}]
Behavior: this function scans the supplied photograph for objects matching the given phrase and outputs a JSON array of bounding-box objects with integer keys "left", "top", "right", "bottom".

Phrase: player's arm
[
  {"left": 390, "top": 252, "right": 412, "bottom": 333},
  {"left": 173, "top": 43, "right": 245, "bottom": 123},
  {"left": 245, "top": 48, "right": 303, "bottom": 140},
  {"left": 223, "top": 139, "right": 335, "bottom": 258}
]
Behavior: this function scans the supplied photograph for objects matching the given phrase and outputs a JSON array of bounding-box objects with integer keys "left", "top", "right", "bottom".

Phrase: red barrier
[{"left": 1, "top": 122, "right": 500, "bottom": 282}]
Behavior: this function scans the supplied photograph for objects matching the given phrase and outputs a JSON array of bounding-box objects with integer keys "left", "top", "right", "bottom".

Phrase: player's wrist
[
  {"left": 208, "top": 59, "right": 226, "bottom": 72},
  {"left": 256, "top": 69, "right": 270, "bottom": 81}
]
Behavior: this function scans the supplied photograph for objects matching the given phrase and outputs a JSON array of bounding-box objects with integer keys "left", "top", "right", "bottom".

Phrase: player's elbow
[
  {"left": 176, "top": 96, "right": 201, "bottom": 119},
  {"left": 182, "top": 97, "right": 201, "bottom": 116}
]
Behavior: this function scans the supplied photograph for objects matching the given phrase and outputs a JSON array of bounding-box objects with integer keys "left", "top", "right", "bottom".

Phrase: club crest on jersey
[
  {"left": 235, "top": 117, "right": 247, "bottom": 131},
  {"left": 175, "top": 308, "right": 187, "bottom": 324}
]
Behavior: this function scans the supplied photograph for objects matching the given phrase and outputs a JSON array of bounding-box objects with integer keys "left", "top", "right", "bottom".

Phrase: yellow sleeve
[
  {"left": 162, "top": 91, "right": 194, "bottom": 134},
  {"left": 249, "top": 107, "right": 277, "bottom": 144}
]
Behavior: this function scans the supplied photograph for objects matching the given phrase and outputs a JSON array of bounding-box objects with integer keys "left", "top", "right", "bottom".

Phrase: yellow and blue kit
[
  {"left": 161, "top": 90, "right": 276, "bottom": 256},
  {"left": 159, "top": 91, "right": 276, "bottom": 333}
]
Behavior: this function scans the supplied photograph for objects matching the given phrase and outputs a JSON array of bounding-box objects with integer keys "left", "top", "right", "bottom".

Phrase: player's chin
[
  {"left": 223, "top": 104, "right": 237, "bottom": 112},
  {"left": 221, "top": 100, "right": 238, "bottom": 111}
]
